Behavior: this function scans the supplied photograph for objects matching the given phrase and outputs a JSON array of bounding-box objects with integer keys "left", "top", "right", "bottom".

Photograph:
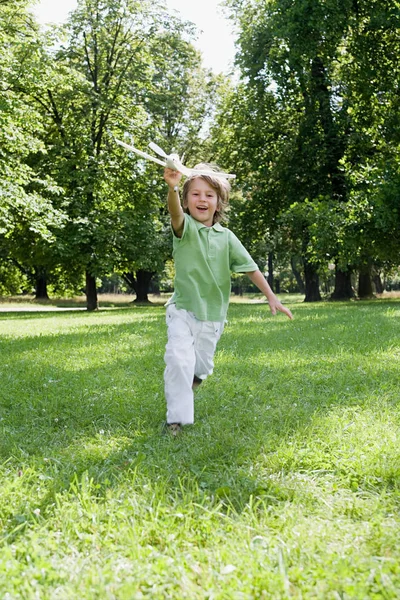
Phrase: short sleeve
[
  {"left": 171, "top": 213, "right": 190, "bottom": 241},
  {"left": 229, "top": 231, "right": 258, "bottom": 273}
]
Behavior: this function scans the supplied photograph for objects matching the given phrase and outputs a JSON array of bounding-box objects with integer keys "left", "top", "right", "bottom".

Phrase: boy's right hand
[{"left": 164, "top": 167, "right": 182, "bottom": 189}]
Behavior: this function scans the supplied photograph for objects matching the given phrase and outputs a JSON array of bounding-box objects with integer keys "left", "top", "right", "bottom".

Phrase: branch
[
  {"left": 83, "top": 31, "right": 96, "bottom": 88},
  {"left": 46, "top": 89, "right": 67, "bottom": 141},
  {"left": 94, "top": 40, "right": 146, "bottom": 153}
]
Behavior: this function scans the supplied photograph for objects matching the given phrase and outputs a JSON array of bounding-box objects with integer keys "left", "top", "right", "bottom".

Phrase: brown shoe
[
  {"left": 166, "top": 423, "right": 181, "bottom": 436},
  {"left": 192, "top": 375, "right": 203, "bottom": 390}
]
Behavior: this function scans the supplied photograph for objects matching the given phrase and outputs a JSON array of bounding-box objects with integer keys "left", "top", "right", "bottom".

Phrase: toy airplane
[{"left": 115, "top": 138, "right": 236, "bottom": 179}]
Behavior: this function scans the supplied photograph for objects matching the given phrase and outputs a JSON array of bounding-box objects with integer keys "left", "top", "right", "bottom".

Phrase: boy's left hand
[{"left": 268, "top": 297, "right": 293, "bottom": 320}]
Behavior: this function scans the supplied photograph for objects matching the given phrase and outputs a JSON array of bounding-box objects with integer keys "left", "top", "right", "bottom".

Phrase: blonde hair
[{"left": 182, "top": 164, "right": 231, "bottom": 224}]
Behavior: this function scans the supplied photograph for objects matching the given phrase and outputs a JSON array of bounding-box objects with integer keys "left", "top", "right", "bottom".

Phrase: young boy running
[{"left": 163, "top": 165, "right": 293, "bottom": 434}]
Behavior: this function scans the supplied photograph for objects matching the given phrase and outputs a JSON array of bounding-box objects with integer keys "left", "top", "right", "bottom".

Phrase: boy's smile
[{"left": 184, "top": 178, "right": 219, "bottom": 227}]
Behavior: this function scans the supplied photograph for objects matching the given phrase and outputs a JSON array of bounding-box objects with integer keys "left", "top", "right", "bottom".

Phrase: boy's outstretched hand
[
  {"left": 164, "top": 167, "right": 182, "bottom": 189},
  {"left": 268, "top": 296, "right": 293, "bottom": 320},
  {"left": 246, "top": 271, "right": 294, "bottom": 320}
]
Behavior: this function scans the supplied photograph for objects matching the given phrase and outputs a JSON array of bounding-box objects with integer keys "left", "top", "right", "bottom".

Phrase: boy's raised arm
[{"left": 164, "top": 168, "right": 184, "bottom": 237}]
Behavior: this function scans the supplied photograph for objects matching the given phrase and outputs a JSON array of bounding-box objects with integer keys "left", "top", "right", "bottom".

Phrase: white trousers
[{"left": 164, "top": 304, "right": 224, "bottom": 425}]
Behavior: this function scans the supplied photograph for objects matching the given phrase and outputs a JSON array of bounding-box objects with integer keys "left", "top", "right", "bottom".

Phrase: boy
[{"left": 163, "top": 165, "right": 293, "bottom": 434}]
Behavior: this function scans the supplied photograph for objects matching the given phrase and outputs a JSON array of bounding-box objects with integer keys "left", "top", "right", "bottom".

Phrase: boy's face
[{"left": 184, "top": 177, "right": 219, "bottom": 227}]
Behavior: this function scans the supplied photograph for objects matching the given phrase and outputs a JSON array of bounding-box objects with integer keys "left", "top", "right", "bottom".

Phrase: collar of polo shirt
[{"left": 191, "top": 219, "right": 224, "bottom": 232}]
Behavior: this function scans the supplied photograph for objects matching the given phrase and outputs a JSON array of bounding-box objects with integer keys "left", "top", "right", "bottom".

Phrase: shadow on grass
[{"left": 1, "top": 300, "right": 399, "bottom": 543}]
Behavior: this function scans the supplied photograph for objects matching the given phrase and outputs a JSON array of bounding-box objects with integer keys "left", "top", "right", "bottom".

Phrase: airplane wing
[
  {"left": 148, "top": 141, "right": 168, "bottom": 158},
  {"left": 115, "top": 139, "right": 166, "bottom": 167},
  {"left": 116, "top": 138, "right": 236, "bottom": 179},
  {"left": 187, "top": 168, "right": 236, "bottom": 180},
  {"left": 168, "top": 157, "right": 236, "bottom": 179}
]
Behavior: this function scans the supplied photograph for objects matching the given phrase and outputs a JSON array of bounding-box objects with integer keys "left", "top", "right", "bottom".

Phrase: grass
[{"left": 0, "top": 297, "right": 399, "bottom": 599}]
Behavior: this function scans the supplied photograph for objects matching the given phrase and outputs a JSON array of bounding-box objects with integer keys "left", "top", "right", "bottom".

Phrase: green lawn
[{"left": 0, "top": 298, "right": 399, "bottom": 599}]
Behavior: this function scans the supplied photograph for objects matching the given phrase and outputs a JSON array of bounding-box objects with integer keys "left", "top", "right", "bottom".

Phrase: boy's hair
[{"left": 182, "top": 164, "right": 231, "bottom": 224}]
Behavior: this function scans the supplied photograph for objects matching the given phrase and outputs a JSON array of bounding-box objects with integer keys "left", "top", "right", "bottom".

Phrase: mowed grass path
[{"left": 0, "top": 299, "right": 399, "bottom": 599}]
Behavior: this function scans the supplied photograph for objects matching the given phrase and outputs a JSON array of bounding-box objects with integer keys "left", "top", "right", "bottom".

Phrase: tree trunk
[
  {"left": 34, "top": 268, "right": 49, "bottom": 299},
  {"left": 150, "top": 276, "right": 161, "bottom": 295},
  {"left": 134, "top": 270, "right": 155, "bottom": 303},
  {"left": 267, "top": 252, "right": 274, "bottom": 291},
  {"left": 311, "top": 56, "right": 347, "bottom": 201},
  {"left": 372, "top": 274, "right": 384, "bottom": 294},
  {"left": 372, "top": 269, "right": 384, "bottom": 294},
  {"left": 358, "top": 265, "right": 374, "bottom": 298},
  {"left": 86, "top": 271, "right": 98, "bottom": 311},
  {"left": 123, "top": 270, "right": 155, "bottom": 303},
  {"left": 290, "top": 256, "right": 305, "bottom": 294},
  {"left": 232, "top": 282, "right": 243, "bottom": 295},
  {"left": 331, "top": 268, "right": 354, "bottom": 300},
  {"left": 303, "top": 259, "right": 321, "bottom": 302}
]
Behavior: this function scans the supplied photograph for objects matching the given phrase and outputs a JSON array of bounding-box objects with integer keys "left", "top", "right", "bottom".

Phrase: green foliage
[
  {"left": 0, "top": 262, "right": 28, "bottom": 295},
  {"left": 3, "top": 0, "right": 400, "bottom": 302},
  {"left": 218, "top": 0, "right": 400, "bottom": 292},
  {"left": 0, "top": 0, "right": 219, "bottom": 299},
  {"left": 0, "top": 2, "right": 69, "bottom": 295}
]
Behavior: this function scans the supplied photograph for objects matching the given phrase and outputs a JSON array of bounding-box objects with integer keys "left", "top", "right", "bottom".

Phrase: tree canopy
[
  {"left": 1, "top": 0, "right": 220, "bottom": 307},
  {"left": 215, "top": 0, "right": 400, "bottom": 299}
]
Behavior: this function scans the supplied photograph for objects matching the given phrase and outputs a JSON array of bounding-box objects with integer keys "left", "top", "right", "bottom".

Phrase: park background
[
  {"left": 1, "top": 0, "right": 400, "bottom": 308},
  {"left": 0, "top": 0, "right": 400, "bottom": 598}
]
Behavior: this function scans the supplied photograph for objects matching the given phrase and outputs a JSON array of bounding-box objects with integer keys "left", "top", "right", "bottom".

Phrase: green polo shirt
[{"left": 169, "top": 214, "right": 258, "bottom": 322}]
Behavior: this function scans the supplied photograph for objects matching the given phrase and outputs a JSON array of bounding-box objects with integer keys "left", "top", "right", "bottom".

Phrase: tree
[
  {"left": 9, "top": 0, "right": 168, "bottom": 308},
  {"left": 16, "top": 0, "right": 219, "bottom": 309},
  {"left": 223, "top": 0, "right": 353, "bottom": 300},
  {"left": 338, "top": 0, "right": 400, "bottom": 295},
  {"left": 109, "top": 27, "right": 221, "bottom": 303},
  {"left": 224, "top": 0, "right": 400, "bottom": 301},
  {"left": 0, "top": 0, "right": 67, "bottom": 297},
  {"left": 209, "top": 81, "right": 290, "bottom": 282}
]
